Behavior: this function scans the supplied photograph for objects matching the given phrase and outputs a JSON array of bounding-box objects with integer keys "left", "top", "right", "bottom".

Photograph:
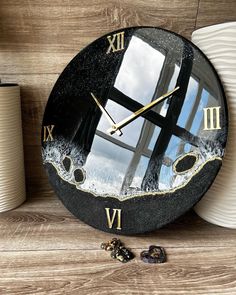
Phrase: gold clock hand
[
  {"left": 90, "top": 93, "right": 123, "bottom": 136},
  {"left": 107, "top": 86, "right": 180, "bottom": 135}
]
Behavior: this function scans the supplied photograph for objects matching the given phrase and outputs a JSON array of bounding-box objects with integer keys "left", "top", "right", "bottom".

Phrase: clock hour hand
[
  {"left": 107, "top": 86, "right": 180, "bottom": 135},
  {"left": 90, "top": 93, "right": 123, "bottom": 136}
]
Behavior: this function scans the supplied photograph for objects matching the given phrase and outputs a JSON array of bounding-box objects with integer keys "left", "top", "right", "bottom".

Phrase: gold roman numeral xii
[
  {"left": 43, "top": 125, "right": 55, "bottom": 142},
  {"left": 105, "top": 208, "right": 122, "bottom": 230},
  {"left": 106, "top": 31, "right": 125, "bottom": 54},
  {"left": 203, "top": 106, "right": 221, "bottom": 130}
]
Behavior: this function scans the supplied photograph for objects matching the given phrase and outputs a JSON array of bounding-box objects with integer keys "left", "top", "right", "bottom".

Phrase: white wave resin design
[
  {"left": 192, "top": 22, "right": 236, "bottom": 228},
  {"left": 43, "top": 137, "right": 222, "bottom": 199}
]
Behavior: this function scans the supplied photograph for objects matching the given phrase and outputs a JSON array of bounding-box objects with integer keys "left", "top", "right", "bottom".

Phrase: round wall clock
[{"left": 41, "top": 27, "right": 228, "bottom": 234}]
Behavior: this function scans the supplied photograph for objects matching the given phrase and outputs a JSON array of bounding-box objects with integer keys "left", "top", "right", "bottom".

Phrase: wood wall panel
[
  {"left": 196, "top": 0, "right": 236, "bottom": 29},
  {"left": 1, "top": 1, "right": 236, "bottom": 294},
  {"left": 0, "top": 0, "right": 198, "bottom": 75}
]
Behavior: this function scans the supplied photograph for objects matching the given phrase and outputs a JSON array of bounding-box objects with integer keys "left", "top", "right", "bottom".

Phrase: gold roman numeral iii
[
  {"left": 106, "top": 31, "right": 125, "bottom": 54},
  {"left": 43, "top": 125, "right": 55, "bottom": 142},
  {"left": 105, "top": 208, "right": 122, "bottom": 230},
  {"left": 203, "top": 106, "right": 221, "bottom": 130}
]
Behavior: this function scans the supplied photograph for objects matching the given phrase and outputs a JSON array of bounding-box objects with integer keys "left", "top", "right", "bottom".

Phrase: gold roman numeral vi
[
  {"left": 43, "top": 125, "right": 55, "bottom": 142},
  {"left": 203, "top": 106, "right": 221, "bottom": 130},
  {"left": 105, "top": 208, "right": 122, "bottom": 230},
  {"left": 106, "top": 31, "right": 125, "bottom": 54}
]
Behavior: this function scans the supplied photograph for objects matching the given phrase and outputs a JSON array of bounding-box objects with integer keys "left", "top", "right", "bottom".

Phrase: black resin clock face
[{"left": 42, "top": 27, "right": 228, "bottom": 234}]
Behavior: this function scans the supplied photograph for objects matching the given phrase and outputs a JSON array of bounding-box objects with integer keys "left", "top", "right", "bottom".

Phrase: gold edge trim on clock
[
  {"left": 172, "top": 152, "right": 199, "bottom": 175},
  {"left": 45, "top": 156, "right": 222, "bottom": 201}
]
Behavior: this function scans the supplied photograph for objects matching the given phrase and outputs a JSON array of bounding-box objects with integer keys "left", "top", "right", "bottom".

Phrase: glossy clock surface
[{"left": 42, "top": 27, "right": 228, "bottom": 234}]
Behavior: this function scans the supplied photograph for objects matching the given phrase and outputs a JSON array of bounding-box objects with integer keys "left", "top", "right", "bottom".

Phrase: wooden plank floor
[
  {"left": 0, "top": 0, "right": 236, "bottom": 294},
  {"left": 1, "top": 195, "right": 236, "bottom": 294}
]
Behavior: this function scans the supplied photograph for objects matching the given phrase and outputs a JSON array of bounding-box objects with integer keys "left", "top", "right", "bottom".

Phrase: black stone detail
[
  {"left": 175, "top": 154, "right": 197, "bottom": 173},
  {"left": 140, "top": 246, "right": 166, "bottom": 263},
  {"left": 62, "top": 157, "right": 71, "bottom": 172},
  {"left": 74, "top": 168, "right": 85, "bottom": 183},
  {"left": 101, "top": 238, "right": 134, "bottom": 263},
  {"left": 111, "top": 246, "right": 134, "bottom": 263}
]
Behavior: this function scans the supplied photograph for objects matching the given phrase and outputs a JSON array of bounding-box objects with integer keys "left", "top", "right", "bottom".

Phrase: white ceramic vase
[
  {"left": 192, "top": 22, "right": 236, "bottom": 228},
  {"left": 0, "top": 84, "right": 26, "bottom": 212}
]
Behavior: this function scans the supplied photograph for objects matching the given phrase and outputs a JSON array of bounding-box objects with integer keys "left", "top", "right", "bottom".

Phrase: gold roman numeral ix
[
  {"left": 106, "top": 31, "right": 125, "bottom": 54},
  {"left": 105, "top": 208, "right": 122, "bottom": 230},
  {"left": 203, "top": 106, "right": 221, "bottom": 130},
  {"left": 43, "top": 125, "right": 55, "bottom": 142}
]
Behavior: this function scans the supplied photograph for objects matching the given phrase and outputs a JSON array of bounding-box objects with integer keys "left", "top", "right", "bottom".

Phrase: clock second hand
[
  {"left": 107, "top": 86, "right": 180, "bottom": 135},
  {"left": 90, "top": 93, "right": 123, "bottom": 136}
]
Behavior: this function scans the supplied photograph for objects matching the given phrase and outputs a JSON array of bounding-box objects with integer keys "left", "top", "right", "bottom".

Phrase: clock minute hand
[
  {"left": 107, "top": 86, "right": 180, "bottom": 135},
  {"left": 90, "top": 93, "right": 122, "bottom": 136}
]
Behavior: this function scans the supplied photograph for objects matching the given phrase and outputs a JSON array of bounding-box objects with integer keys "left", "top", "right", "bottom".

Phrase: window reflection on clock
[{"left": 79, "top": 30, "right": 226, "bottom": 198}]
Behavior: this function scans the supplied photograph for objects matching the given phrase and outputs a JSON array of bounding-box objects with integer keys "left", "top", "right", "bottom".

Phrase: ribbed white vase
[
  {"left": 0, "top": 84, "right": 26, "bottom": 212},
  {"left": 192, "top": 22, "right": 236, "bottom": 228}
]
